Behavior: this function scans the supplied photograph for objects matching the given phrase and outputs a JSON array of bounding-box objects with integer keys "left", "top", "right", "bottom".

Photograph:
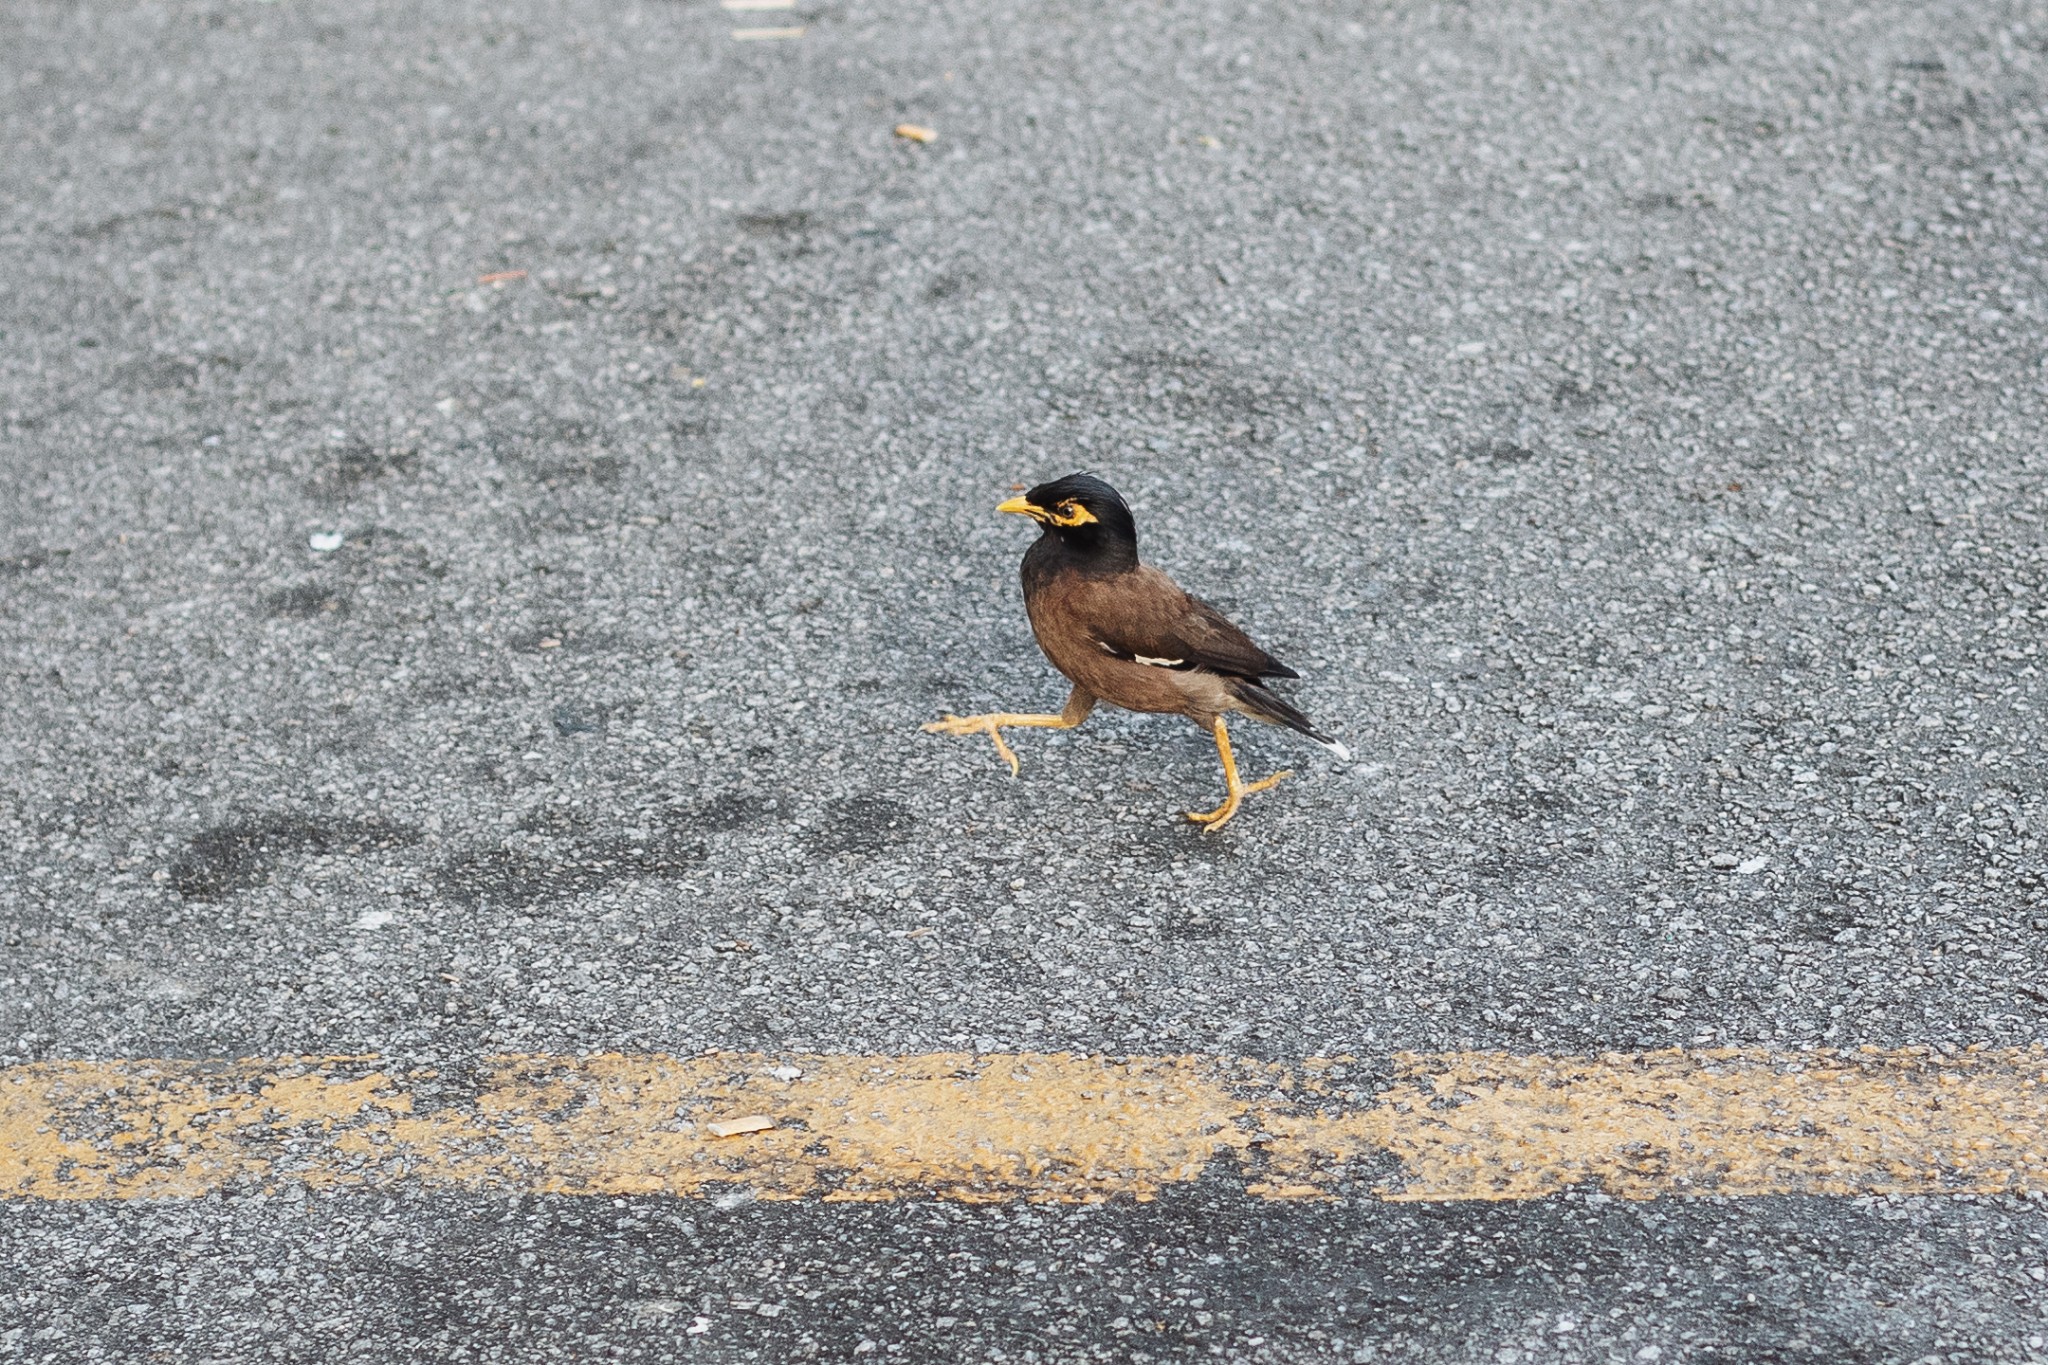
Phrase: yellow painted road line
[{"left": 3, "top": 1048, "right": 2044, "bottom": 1204}]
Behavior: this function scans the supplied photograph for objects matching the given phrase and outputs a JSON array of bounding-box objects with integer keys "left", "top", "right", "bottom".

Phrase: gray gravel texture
[
  {"left": 3, "top": 0, "right": 2048, "bottom": 1357},
  {"left": 5, "top": 1190, "right": 2047, "bottom": 1364}
]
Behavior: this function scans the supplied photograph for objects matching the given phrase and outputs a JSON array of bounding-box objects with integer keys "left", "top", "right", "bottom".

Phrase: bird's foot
[
  {"left": 920, "top": 713, "right": 1022, "bottom": 777},
  {"left": 1184, "top": 770, "right": 1292, "bottom": 833}
]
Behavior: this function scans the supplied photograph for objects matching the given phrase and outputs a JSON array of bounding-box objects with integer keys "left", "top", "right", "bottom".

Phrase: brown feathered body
[
  {"left": 1012, "top": 475, "right": 1337, "bottom": 750},
  {"left": 1023, "top": 562, "right": 1264, "bottom": 724}
]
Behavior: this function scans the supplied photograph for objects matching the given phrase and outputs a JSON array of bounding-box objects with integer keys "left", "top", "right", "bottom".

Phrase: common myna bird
[{"left": 924, "top": 473, "right": 1348, "bottom": 832}]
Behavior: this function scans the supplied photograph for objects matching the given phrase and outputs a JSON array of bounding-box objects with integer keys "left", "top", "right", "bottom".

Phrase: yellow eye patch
[{"left": 1047, "top": 500, "right": 1098, "bottom": 527}]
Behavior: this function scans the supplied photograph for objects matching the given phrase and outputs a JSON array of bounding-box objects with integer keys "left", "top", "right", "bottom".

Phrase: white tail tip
[{"left": 1320, "top": 737, "right": 1352, "bottom": 762}]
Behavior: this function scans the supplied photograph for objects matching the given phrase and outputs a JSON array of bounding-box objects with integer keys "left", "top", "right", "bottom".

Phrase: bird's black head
[{"left": 998, "top": 472, "right": 1138, "bottom": 570}]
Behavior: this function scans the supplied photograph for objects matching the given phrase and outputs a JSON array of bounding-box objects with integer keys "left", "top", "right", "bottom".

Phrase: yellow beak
[{"left": 996, "top": 496, "right": 1042, "bottom": 519}]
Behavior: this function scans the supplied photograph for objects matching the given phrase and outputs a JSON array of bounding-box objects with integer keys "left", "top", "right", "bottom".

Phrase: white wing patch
[{"left": 1097, "top": 640, "right": 1185, "bottom": 668}]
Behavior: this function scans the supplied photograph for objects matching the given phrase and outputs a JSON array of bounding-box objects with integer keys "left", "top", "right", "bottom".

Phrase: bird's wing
[{"left": 1069, "top": 567, "right": 1299, "bottom": 681}]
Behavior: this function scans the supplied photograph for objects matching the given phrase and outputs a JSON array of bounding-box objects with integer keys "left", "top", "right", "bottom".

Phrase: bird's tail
[{"left": 1228, "top": 679, "right": 1352, "bottom": 761}]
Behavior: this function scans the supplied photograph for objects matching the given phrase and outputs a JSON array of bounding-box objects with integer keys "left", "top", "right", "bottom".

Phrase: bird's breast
[{"left": 1021, "top": 568, "right": 1228, "bottom": 718}]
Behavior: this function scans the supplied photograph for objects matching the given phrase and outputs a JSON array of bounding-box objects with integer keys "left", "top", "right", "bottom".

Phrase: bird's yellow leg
[
  {"left": 1186, "top": 717, "right": 1292, "bottom": 832},
  {"left": 922, "top": 688, "right": 1095, "bottom": 777}
]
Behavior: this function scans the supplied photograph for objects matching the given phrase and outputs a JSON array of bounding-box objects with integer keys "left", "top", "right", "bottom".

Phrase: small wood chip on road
[
  {"left": 894, "top": 124, "right": 937, "bottom": 143},
  {"left": 706, "top": 1115, "right": 776, "bottom": 1138}
]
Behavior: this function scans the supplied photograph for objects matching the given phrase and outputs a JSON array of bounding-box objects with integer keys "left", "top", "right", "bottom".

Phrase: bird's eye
[{"left": 1050, "top": 500, "right": 1097, "bottom": 528}]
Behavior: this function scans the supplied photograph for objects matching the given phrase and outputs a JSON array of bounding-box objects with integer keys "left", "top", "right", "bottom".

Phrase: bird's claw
[
  {"left": 1184, "top": 770, "right": 1292, "bottom": 833},
  {"left": 920, "top": 713, "right": 1022, "bottom": 777}
]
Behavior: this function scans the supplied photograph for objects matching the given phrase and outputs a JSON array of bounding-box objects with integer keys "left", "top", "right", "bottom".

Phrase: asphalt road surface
[{"left": 4, "top": 0, "right": 2048, "bottom": 1358}]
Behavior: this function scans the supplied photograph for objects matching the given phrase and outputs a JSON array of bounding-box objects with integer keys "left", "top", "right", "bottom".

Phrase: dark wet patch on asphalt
[
  {"left": 171, "top": 815, "right": 421, "bottom": 902},
  {"left": 435, "top": 837, "right": 705, "bottom": 911}
]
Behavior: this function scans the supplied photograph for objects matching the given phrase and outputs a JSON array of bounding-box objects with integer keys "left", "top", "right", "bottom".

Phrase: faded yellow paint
[{"left": 2, "top": 1047, "right": 2043, "bottom": 1204}]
